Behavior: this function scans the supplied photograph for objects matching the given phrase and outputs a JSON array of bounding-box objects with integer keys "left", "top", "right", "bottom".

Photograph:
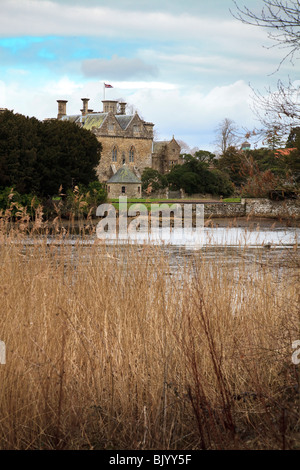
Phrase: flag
[{"left": 104, "top": 83, "right": 113, "bottom": 88}]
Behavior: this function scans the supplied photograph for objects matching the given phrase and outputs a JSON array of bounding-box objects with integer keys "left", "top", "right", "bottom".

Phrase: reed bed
[{"left": 0, "top": 214, "right": 299, "bottom": 450}]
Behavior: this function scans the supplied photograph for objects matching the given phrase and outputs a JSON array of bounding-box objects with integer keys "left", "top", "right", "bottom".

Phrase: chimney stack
[
  {"left": 81, "top": 98, "right": 90, "bottom": 116},
  {"left": 57, "top": 100, "right": 68, "bottom": 120},
  {"left": 102, "top": 100, "right": 118, "bottom": 114},
  {"left": 119, "top": 102, "right": 126, "bottom": 115}
]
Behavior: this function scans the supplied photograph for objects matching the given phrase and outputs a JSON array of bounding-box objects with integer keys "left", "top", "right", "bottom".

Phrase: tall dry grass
[{"left": 0, "top": 210, "right": 299, "bottom": 450}]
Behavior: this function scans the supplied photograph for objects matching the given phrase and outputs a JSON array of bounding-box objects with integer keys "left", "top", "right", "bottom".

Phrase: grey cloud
[{"left": 81, "top": 55, "right": 158, "bottom": 80}]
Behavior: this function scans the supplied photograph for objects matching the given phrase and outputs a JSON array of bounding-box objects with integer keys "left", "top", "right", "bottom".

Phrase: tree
[
  {"left": 232, "top": 1, "right": 300, "bottom": 66},
  {"left": 141, "top": 168, "right": 168, "bottom": 192},
  {"left": 166, "top": 155, "right": 234, "bottom": 196},
  {"left": 286, "top": 126, "right": 300, "bottom": 148},
  {"left": 247, "top": 147, "right": 286, "bottom": 177},
  {"left": 193, "top": 150, "right": 217, "bottom": 164},
  {"left": 232, "top": 1, "right": 300, "bottom": 140},
  {"left": 216, "top": 146, "right": 246, "bottom": 186},
  {"left": 0, "top": 111, "right": 102, "bottom": 197},
  {"left": 282, "top": 148, "right": 300, "bottom": 183},
  {"left": 248, "top": 79, "right": 300, "bottom": 139},
  {"left": 263, "top": 125, "right": 284, "bottom": 149},
  {"left": 37, "top": 119, "right": 101, "bottom": 197},
  {"left": 214, "top": 118, "right": 240, "bottom": 155},
  {"left": 240, "top": 163, "right": 281, "bottom": 197},
  {"left": 0, "top": 111, "right": 41, "bottom": 194}
]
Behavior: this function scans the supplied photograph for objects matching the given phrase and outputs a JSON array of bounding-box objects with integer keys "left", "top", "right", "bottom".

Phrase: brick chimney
[
  {"left": 57, "top": 100, "right": 68, "bottom": 120},
  {"left": 81, "top": 98, "right": 90, "bottom": 116}
]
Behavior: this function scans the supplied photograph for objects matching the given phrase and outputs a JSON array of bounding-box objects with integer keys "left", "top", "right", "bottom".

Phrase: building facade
[
  {"left": 56, "top": 98, "right": 181, "bottom": 183},
  {"left": 152, "top": 138, "right": 182, "bottom": 173},
  {"left": 107, "top": 165, "right": 142, "bottom": 198}
]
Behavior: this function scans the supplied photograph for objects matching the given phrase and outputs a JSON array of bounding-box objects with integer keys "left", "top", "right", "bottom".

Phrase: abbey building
[{"left": 56, "top": 98, "right": 182, "bottom": 184}]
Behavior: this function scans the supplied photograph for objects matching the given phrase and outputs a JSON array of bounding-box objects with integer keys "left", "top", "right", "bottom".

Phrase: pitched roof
[
  {"left": 107, "top": 165, "right": 141, "bottom": 184},
  {"left": 61, "top": 112, "right": 136, "bottom": 131},
  {"left": 115, "top": 115, "right": 134, "bottom": 130},
  {"left": 82, "top": 113, "right": 107, "bottom": 130},
  {"left": 275, "top": 148, "right": 297, "bottom": 157}
]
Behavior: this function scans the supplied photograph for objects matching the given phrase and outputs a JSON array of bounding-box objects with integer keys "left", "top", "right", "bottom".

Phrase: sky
[{"left": 0, "top": 0, "right": 298, "bottom": 152}]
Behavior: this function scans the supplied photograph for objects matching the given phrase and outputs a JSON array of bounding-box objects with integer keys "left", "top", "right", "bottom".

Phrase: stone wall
[
  {"left": 108, "top": 182, "right": 142, "bottom": 199},
  {"left": 142, "top": 188, "right": 169, "bottom": 199},
  {"left": 199, "top": 198, "right": 299, "bottom": 219},
  {"left": 146, "top": 198, "right": 299, "bottom": 219},
  {"left": 203, "top": 202, "right": 245, "bottom": 218},
  {"left": 244, "top": 198, "right": 300, "bottom": 219}
]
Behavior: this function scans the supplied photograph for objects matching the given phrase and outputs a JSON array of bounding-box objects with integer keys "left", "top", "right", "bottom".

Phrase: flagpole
[{"left": 103, "top": 82, "right": 105, "bottom": 101}]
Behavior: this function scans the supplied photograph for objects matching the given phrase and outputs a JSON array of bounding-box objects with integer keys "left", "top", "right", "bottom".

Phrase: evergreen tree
[{"left": 0, "top": 111, "right": 102, "bottom": 197}]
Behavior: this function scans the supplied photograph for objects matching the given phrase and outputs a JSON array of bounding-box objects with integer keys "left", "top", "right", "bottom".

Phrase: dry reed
[{"left": 0, "top": 208, "right": 299, "bottom": 450}]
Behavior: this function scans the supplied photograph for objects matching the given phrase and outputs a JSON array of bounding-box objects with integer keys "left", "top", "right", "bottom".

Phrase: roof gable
[{"left": 115, "top": 114, "right": 135, "bottom": 130}]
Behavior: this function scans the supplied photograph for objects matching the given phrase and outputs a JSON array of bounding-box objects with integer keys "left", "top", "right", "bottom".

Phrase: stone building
[
  {"left": 107, "top": 165, "right": 142, "bottom": 198},
  {"left": 56, "top": 98, "right": 181, "bottom": 184},
  {"left": 152, "top": 137, "right": 183, "bottom": 173}
]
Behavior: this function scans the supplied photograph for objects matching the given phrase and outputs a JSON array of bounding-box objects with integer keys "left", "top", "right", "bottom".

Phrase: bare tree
[
  {"left": 231, "top": 0, "right": 300, "bottom": 67},
  {"left": 176, "top": 139, "right": 192, "bottom": 154},
  {"left": 214, "top": 118, "right": 240, "bottom": 155},
  {"left": 248, "top": 79, "right": 300, "bottom": 139},
  {"left": 231, "top": 1, "right": 300, "bottom": 142}
]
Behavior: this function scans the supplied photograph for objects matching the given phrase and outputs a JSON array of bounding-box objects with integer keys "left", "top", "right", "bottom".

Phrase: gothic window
[
  {"left": 122, "top": 152, "right": 126, "bottom": 164},
  {"left": 122, "top": 186, "right": 126, "bottom": 194},
  {"left": 112, "top": 147, "right": 117, "bottom": 162},
  {"left": 129, "top": 146, "right": 135, "bottom": 163}
]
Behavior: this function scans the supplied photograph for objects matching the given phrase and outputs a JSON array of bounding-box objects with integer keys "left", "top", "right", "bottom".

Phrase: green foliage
[
  {"left": 0, "top": 111, "right": 41, "bottom": 194},
  {"left": 193, "top": 150, "right": 217, "bottom": 164},
  {"left": 240, "top": 158, "right": 281, "bottom": 197},
  {"left": 215, "top": 146, "right": 246, "bottom": 186},
  {"left": 141, "top": 168, "right": 168, "bottom": 192},
  {"left": 65, "top": 182, "right": 107, "bottom": 218},
  {"left": 223, "top": 197, "right": 241, "bottom": 202},
  {"left": 0, "top": 187, "right": 42, "bottom": 217},
  {"left": 209, "top": 169, "right": 236, "bottom": 196},
  {"left": 167, "top": 156, "right": 234, "bottom": 196},
  {"left": 263, "top": 126, "right": 284, "bottom": 150},
  {"left": 246, "top": 148, "right": 287, "bottom": 178},
  {"left": 0, "top": 110, "right": 102, "bottom": 198},
  {"left": 37, "top": 119, "right": 101, "bottom": 197},
  {"left": 286, "top": 127, "right": 300, "bottom": 149},
  {"left": 282, "top": 149, "right": 300, "bottom": 184}
]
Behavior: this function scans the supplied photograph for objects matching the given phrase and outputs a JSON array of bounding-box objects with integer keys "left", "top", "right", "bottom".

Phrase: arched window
[
  {"left": 112, "top": 146, "right": 117, "bottom": 162},
  {"left": 129, "top": 146, "right": 135, "bottom": 162}
]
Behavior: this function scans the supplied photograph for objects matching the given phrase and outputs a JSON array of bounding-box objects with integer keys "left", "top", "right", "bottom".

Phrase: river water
[{"left": 9, "top": 217, "right": 299, "bottom": 273}]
